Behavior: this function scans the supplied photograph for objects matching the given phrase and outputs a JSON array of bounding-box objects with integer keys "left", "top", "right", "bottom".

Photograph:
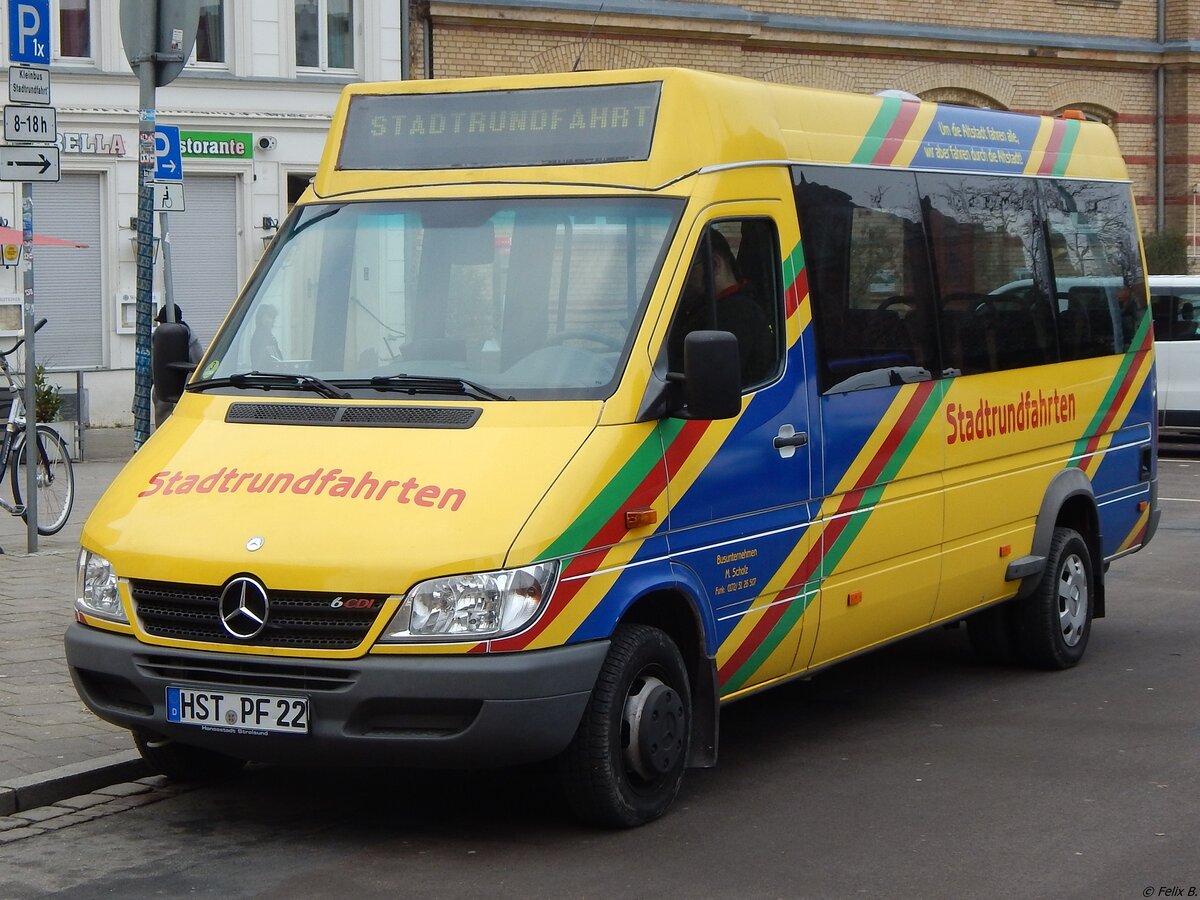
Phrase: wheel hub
[
  {"left": 623, "top": 675, "right": 685, "bottom": 781},
  {"left": 1058, "top": 553, "right": 1089, "bottom": 646}
]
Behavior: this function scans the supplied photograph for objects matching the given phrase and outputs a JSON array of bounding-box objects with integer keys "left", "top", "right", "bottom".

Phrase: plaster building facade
[{"left": 1, "top": 0, "right": 1196, "bottom": 426}]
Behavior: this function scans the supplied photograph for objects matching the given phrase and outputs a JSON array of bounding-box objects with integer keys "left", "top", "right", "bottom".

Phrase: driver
[{"left": 671, "top": 229, "right": 774, "bottom": 384}]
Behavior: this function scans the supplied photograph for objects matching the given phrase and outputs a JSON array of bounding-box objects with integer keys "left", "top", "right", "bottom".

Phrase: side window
[
  {"left": 920, "top": 173, "right": 1054, "bottom": 374},
  {"left": 1043, "top": 180, "right": 1147, "bottom": 356},
  {"left": 665, "top": 219, "right": 783, "bottom": 391},
  {"left": 793, "top": 166, "right": 938, "bottom": 393},
  {"left": 1174, "top": 292, "right": 1200, "bottom": 340},
  {"left": 1152, "top": 290, "right": 1200, "bottom": 342}
]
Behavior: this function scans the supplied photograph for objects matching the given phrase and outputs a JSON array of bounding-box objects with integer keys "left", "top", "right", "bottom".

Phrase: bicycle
[{"left": 1, "top": 318, "right": 75, "bottom": 535}]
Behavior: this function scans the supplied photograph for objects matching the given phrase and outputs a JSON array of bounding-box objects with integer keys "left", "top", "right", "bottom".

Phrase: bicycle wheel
[{"left": 11, "top": 424, "right": 75, "bottom": 535}]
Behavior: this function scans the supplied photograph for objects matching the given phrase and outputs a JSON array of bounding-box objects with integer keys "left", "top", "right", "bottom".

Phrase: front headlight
[
  {"left": 379, "top": 561, "right": 558, "bottom": 642},
  {"left": 76, "top": 549, "right": 127, "bottom": 623}
]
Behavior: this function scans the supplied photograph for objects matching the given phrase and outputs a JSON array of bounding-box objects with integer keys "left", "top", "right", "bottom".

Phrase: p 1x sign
[{"left": 7, "top": 0, "right": 51, "bottom": 67}]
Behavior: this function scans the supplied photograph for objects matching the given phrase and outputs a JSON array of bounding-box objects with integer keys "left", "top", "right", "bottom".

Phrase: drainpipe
[
  {"left": 424, "top": 17, "right": 434, "bottom": 78},
  {"left": 401, "top": 0, "right": 410, "bottom": 79},
  {"left": 1156, "top": 0, "right": 1165, "bottom": 233}
]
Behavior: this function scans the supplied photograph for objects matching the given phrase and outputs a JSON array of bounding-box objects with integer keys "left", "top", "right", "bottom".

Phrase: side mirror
[
  {"left": 152, "top": 322, "right": 192, "bottom": 403},
  {"left": 681, "top": 330, "right": 741, "bottom": 420}
]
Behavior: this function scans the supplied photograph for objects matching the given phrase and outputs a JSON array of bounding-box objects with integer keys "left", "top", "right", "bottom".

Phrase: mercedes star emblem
[{"left": 218, "top": 576, "right": 270, "bottom": 640}]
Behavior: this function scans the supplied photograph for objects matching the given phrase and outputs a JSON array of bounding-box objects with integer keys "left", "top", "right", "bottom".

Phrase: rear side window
[
  {"left": 793, "top": 166, "right": 938, "bottom": 393},
  {"left": 794, "top": 166, "right": 1148, "bottom": 390},
  {"left": 920, "top": 173, "right": 1056, "bottom": 374},
  {"left": 1043, "top": 181, "right": 1147, "bottom": 357}
]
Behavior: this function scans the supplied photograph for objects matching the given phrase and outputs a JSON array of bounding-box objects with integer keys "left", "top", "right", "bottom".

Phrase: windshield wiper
[
  {"left": 188, "top": 371, "right": 351, "bottom": 400},
  {"left": 341, "top": 374, "right": 513, "bottom": 401}
]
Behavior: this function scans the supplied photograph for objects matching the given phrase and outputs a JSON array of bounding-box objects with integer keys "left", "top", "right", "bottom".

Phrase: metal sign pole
[
  {"left": 21, "top": 184, "right": 37, "bottom": 550},
  {"left": 159, "top": 209, "right": 175, "bottom": 322},
  {"left": 133, "top": 68, "right": 156, "bottom": 448}
]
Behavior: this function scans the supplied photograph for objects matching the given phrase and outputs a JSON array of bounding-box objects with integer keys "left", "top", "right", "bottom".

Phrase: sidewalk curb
[{"left": 0, "top": 750, "right": 149, "bottom": 816}]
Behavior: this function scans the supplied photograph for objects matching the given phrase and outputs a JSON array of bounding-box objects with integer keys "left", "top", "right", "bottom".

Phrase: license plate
[{"left": 166, "top": 686, "right": 308, "bottom": 735}]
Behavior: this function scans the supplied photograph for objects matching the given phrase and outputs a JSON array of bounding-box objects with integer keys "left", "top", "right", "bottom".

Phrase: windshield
[{"left": 202, "top": 197, "right": 683, "bottom": 399}]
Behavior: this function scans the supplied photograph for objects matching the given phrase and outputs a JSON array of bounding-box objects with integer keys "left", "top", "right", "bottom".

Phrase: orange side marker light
[
  {"left": 999, "top": 545, "right": 1012, "bottom": 558},
  {"left": 847, "top": 590, "right": 863, "bottom": 607},
  {"left": 624, "top": 507, "right": 658, "bottom": 529}
]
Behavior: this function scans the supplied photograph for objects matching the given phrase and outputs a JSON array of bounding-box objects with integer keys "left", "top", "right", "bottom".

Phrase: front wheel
[
  {"left": 11, "top": 424, "right": 74, "bottom": 535},
  {"left": 558, "top": 624, "right": 691, "bottom": 828},
  {"left": 1012, "top": 526, "right": 1093, "bottom": 669}
]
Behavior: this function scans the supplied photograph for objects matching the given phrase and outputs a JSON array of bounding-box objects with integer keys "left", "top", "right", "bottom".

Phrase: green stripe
[
  {"left": 824, "top": 385, "right": 942, "bottom": 571},
  {"left": 723, "top": 591, "right": 816, "bottom": 693},
  {"left": 852, "top": 96, "right": 902, "bottom": 166},
  {"left": 1070, "top": 311, "right": 1150, "bottom": 461},
  {"left": 537, "top": 420, "right": 681, "bottom": 562},
  {"left": 1052, "top": 120, "right": 1081, "bottom": 177}
]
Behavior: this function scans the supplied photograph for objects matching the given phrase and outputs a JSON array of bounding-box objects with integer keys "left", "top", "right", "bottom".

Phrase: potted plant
[{"left": 34, "top": 364, "right": 63, "bottom": 422}]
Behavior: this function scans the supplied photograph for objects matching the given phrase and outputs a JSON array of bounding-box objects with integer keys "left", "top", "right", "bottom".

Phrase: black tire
[
  {"left": 559, "top": 624, "right": 691, "bottom": 828},
  {"left": 11, "top": 424, "right": 74, "bottom": 535},
  {"left": 1011, "top": 527, "right": 1093, "bottom": 669},
  {"left": 133, "top": 731, "right": 247, "bottom": 781}
]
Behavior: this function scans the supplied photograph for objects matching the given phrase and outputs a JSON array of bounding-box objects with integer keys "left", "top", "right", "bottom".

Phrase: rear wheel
[
  {"left": 133, "top": 731, "right": 246, "bottom": 781},
  {"left": 11, "top": 424, "right": 74, "bottom": 535},
  {"left": 559, "top": 624, "right": 691, "bottom": 828},
  {"left": 1012, "top": 526, "right": 1093, "bottom": 669}
]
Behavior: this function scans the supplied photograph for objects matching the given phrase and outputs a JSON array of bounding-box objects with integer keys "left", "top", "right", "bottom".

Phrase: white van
[{"left": 1148, "top": 276, "right": 1200, "bottom": 433}]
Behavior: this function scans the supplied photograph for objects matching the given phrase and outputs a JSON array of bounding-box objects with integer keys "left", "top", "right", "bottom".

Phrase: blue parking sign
[
  {"left": 155, "top": 125, "right": 184, "bottom": 182},
  {"left": 8, "top": 0, "right": 51, "bottom": 67}
]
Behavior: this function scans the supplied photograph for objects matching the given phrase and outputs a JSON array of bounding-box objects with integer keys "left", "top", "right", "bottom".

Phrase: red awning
[{"left": 0, "top": 225, "right": 89, "bottom": 248}]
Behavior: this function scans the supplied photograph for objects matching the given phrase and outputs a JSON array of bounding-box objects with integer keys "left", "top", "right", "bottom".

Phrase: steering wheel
[
  {"left": 878, "top": 296, "right": 915, "bottom": 315},
  {"left": 545, "top": 330, "right": 624, "bottom": 351}
]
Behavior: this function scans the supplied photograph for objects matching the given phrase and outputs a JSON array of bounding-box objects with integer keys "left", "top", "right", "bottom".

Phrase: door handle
[{"left": 773, "top": 424, "right": 808, "bottom": 457}]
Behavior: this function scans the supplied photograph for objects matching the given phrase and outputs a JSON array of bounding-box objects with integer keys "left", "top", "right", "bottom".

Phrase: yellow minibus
[{"left": 66, "top": 68, "right": 1158, "bottom": 827}]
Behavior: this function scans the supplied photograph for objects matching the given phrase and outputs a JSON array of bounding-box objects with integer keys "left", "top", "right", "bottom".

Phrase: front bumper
[{"left": 65, "top": 623, "right": 608, "bottom": 768}]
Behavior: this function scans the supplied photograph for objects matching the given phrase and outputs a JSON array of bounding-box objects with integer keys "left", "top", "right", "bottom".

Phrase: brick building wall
[{"left": 412, "top": 0, "right": 1199, "bottom": 270}]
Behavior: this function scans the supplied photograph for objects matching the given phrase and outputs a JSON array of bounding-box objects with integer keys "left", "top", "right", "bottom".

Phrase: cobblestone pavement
[
  {"left": 0, "top": 429, "right": 138, "bottom": 799},
  {"left": 0, "top": 775, "right": 195, "bottom": 844}
]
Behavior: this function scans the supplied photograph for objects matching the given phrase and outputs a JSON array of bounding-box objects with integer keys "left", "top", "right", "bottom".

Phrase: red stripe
[
  {"left": 719, "top": 383, "right": 936, "bottom": 682},
  {"left": 493, "top": 421, "right": 709, "bottom": 651},
  {"left": 873, "top": 100, "right": 920, "bottom": 166},
  {"left": 1037, "top": 120, "right": 1067, "bottom": 176},
  {"left": 852, "top": 381, "right": 936, "bottom": 490},
  {"left": 785, "top": 265, "right": 807, "bottom": 318},
  {"left": 1080, "top": 337, "right": 1151, "bottom": 458}
]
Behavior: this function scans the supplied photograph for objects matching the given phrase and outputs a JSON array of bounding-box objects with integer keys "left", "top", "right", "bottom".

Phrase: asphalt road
[{"left": 1, "top": 454, "right": 1197, "bottom": 900}]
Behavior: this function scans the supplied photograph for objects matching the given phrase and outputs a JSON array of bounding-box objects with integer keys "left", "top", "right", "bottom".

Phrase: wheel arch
[
  {"left": 1016, "top": 467, "right": 1105, "bottom": 617},
  {"left": 619, "top": 583, "right": 718, "bottom": 768}
]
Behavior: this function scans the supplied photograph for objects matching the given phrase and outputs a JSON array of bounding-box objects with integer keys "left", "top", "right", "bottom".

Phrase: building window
[
  {"left": 296, "top": 0, "right": 354, "bottom": 71},
  {"left": 58, "top": 0, "right": 91, "bottom": 59},
  {"left": 194, "top": 0, "right": 225, "bottom": 64}
]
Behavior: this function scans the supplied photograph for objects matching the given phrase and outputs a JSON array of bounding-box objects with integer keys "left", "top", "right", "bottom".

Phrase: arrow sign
[
  {"left": 0, "top": 145, "right": 60, "bottom": 182},
  {"left": 154, "top": 125, "right": 184, "bottom": 182}
]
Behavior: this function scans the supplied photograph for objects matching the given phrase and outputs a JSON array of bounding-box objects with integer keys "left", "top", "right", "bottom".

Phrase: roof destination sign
[{"left": 338, "top": 82, "right": 661, "bottom": 171}]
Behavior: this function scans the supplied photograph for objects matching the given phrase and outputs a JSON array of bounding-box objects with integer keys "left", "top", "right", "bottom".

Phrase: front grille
[
  {"left": 136, "top": 654, "right": 357, "bottom": 692},
  {"left": 131, "top": 580, "right": 386, "bottom": 650},
  {"left": 226, "top": 402, "right": 481, "bottom": 429}
]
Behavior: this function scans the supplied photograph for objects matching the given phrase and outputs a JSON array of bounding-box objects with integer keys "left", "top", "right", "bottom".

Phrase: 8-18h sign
[{"left": 7, "top": 0, "right": 51, "bottom": 67}]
